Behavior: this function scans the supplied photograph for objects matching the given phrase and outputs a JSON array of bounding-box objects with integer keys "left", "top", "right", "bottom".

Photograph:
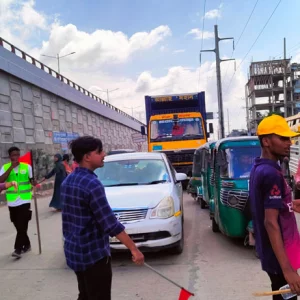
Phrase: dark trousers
[
  {"left": 75, "top": 257, "right": 112, "bottom": 300},
  {"left": 268, "top": 273, "right": 297, "bottom": 299},
  {"left": 9, "top": 203, "right": 31, "bottom": 251}
]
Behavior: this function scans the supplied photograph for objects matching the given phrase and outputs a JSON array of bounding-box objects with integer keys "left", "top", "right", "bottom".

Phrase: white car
[{"left": 94, "top": 152, "right": 187, "bottom": 254}]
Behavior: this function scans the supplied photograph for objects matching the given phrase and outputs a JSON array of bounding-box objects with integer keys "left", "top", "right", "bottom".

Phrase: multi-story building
[{"left": 245, "top": 59, "right": 300, "bottom": 134}]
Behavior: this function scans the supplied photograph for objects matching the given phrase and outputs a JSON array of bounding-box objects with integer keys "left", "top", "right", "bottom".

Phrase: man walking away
[
  {"left": 61, "top": 136, "right": 144, "bottom": 300},
  {"left": 250, "top": 115, "right": 300, "bottom": 299},
  {"left": 0, "top": 147, "right": 35, "bottom": 258}
]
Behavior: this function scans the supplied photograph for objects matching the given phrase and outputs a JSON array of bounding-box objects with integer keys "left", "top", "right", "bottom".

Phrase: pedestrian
[
  {"left": 62, "top": 154, "right": 72, "bottom": 175},
  {"left": 0, "top": 147, "right": 36, "bottom": 258},
  {"left": 61, "top": 136, "right": 144, "bottom": 300},
  {"left": 40, "top": 153, "right": 67, "bottom": 211},
  {"left": 250, "top": 114, "right": 300, "bottom": 299},
  {"left": 71, "top": 159, "right": 79, "bottom": 171}
]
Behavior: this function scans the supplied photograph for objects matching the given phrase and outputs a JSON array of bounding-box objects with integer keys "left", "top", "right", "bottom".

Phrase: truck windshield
[
  {"left": 150, "top": 117, "right": 204, "bottom": 142},
  {"left": 221, "top": 146, "right": 260, "bottom": 179}
]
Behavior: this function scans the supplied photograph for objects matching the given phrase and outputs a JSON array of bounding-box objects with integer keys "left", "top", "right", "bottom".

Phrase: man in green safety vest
[{"left": 0, "top": 146, "right": 36, "bottom": 259}]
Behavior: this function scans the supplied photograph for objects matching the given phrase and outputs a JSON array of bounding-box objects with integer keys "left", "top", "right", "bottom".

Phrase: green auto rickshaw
[
  {"left": 189, "top": 141, "right": 216, "bottom": 208},
  {"left": 210, "top": 136, "right": 261, "bottom": 237}
]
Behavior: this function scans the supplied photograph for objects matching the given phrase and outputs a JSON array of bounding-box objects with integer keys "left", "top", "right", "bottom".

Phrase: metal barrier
[{"left": 0, "top": 37, "right": 144, "bottom": 125}]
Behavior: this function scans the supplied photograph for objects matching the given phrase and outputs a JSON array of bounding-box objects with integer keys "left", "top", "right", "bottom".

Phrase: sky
[{"left": 1, "top": 0, "right": 300, "bottom": 136}]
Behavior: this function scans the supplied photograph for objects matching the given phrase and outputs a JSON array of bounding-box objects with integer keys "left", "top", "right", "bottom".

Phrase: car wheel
[
  {"left": 200, "top": 198, "right": 206, "bottom": 209},
  {"left": 170, "top": 219, "right": 184, "bottom": 254},
  {"left": 212, "top": 217, "right": 219, "bottom": 233}
]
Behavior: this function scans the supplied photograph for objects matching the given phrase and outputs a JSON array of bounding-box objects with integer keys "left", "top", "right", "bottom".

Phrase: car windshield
[
  {"left": 94, "top": 159, "right": 171, "bottom": 187},
  {"left": 225, "top": 146, "right": 260, "bottom": 179},
  {"left": 150, "top": 117, "right": 204, "bottom": 142}
]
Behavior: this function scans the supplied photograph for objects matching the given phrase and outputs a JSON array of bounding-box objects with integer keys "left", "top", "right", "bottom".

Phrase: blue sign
[
  {"left": 153, "top": 145, "right": 163, "bottom": 150},
  {"left": 53, "top": 132, "right": 79, "bottom": 144}
]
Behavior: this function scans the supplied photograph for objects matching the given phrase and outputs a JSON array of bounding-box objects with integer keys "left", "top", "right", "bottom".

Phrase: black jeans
[
  {"left": 75, "top": 257, "right": 112, "bottom": 300},
  {"left": 9, "top": 203, "right": 31, "bottom": 251},
  {"left": 268, "top": 273, "right": 297, "bottom": 299}
]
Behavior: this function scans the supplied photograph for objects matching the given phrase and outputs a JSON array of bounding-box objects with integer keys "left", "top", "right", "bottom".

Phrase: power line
[
  {"left": 224, "top": 0, "right": 282, "bottom": 95},
  {"left": 222, "top": 0, "right": 259, "bottom": 85},
  {"left": 197, "top": 0, "right": 207, "bottom": 91}
]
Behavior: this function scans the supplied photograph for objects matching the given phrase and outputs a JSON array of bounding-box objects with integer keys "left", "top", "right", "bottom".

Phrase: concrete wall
[{"left": 0, "top": 70, "right": 147, "bottom": 179}]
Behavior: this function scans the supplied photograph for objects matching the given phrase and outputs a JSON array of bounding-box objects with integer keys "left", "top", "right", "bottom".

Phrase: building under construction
[{"left": 245, "top": 59, "right": 300, "bottom": 133}]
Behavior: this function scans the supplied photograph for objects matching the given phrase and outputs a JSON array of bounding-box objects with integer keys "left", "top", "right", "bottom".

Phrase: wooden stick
[
  {"left": 33, "top": 189, "right": 42, "bottom": 254},
  {"left": 253, "top": 289, "right": 291, "bottom": 296}
]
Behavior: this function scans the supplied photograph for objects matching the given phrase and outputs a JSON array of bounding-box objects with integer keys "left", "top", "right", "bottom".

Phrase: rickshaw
[
  {"left": 189, "top": 141, "right": 216, "bottom": 208},
  {"left": 210, "top": 136, "right": 261, "bottom": 238}
]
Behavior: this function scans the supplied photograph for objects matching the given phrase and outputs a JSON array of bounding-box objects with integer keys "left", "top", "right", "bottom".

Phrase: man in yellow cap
[{"left": 249, "top": 114, "right": 300, "bottom": 299}]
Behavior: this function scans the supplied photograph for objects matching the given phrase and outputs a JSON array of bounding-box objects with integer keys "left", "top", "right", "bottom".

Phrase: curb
[{"left": 0, "top": 180, "right": 54, "bottom": 206}]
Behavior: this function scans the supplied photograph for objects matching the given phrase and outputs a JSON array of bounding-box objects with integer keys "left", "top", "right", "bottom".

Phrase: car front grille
[
  {"left": 113, "top": 209, "right": 148, "bottom": 223},
  {"left": 110, "top": 231, "right": 171, "bottom": 244}
]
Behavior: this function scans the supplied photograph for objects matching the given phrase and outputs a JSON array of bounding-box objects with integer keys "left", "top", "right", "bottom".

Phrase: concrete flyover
[{"left": 0, "top": 37, "right": 147, "bottom": 178}]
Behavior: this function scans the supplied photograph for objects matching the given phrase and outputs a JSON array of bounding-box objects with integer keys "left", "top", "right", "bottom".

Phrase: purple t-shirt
[{"left": 250, "top": 158, "right": 300, "bottom": 274}]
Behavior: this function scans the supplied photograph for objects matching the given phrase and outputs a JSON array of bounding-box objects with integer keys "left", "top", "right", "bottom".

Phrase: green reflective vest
[{"left": 3, "top": 163, "right": 32, "bottom": 202}]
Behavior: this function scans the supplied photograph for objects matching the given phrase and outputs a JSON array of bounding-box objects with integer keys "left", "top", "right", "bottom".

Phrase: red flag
[
  {"left": 178, "top": 288, "right": 194, "bottom": 300},
  {"left": 19, "top": 151, "right": 32, "bottom": 166}
]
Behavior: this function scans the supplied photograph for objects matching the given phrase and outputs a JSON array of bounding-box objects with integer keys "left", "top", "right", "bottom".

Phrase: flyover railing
[{"left": 0, "top": 37, "right": 144, "bottom": 125}]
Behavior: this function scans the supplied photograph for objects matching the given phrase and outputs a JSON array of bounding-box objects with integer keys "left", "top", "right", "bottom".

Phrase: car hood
[{"left": 104, "top": 183, "right": 172, "bottom": 209}]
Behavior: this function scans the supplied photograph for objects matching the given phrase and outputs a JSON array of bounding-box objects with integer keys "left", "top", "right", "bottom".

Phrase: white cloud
[
  {"left": 173, "top": 49, "right": 185, "bottom": 54},
  {"left": 20, "top": 0, "right": 46, "bottom": 29},
  {"left": 204, "top": 9, "right": 221, "bottom": 19},
  {"left": 187, "top": 28, "right": 214, "bottom": 40},
  {"left": 38, "top": 23, "right": 171, "bottom": 68}
]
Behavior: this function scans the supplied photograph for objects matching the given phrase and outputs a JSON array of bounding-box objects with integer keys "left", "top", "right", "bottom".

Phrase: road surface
[{"left": 0, "top": 192, "right": 271, "bottom": 300}]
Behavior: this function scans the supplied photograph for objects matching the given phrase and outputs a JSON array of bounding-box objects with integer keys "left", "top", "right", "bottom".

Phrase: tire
[
  {"left": 212, "top": 217, "right": 219, "bottom": 233},
  {"left": 170, "top": 219, "right": 184, "bottom": 254},
  {"left": 200, "top": 198, "right": 206, "bottom": 209}
]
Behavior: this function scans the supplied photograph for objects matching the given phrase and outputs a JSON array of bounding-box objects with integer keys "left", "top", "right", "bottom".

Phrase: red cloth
[
  {"left": 19, "top": 151, "right": 32, "bottom": 166},
  {"left": 178, "top": 288, "right": 194, "bottom": 300}
]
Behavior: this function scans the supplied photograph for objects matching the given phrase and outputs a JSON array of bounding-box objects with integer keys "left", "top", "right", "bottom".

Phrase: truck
[{"left": 141, "top": 92, "right": 213, "bottom": 188}]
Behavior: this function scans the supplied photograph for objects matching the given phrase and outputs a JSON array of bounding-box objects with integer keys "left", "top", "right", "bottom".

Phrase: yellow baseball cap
[{"left": 257, "top": 114, "right": 300, "bottom": 137}]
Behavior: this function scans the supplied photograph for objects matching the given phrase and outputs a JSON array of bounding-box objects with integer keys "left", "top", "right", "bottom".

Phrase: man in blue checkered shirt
[{"left": 61, "top": 136, "right": 144, "bottom": 300}]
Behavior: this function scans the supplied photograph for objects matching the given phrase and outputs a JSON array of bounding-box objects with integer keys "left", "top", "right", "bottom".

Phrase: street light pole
[
  {"left": 123, "top": 105, "right": 142, "bottom": 117},
  {"left": 96, "top": 88, "right": 119, "bottom": 104},
  {"left": 41, "top": 51, "right": 76, "bottom": 73}
]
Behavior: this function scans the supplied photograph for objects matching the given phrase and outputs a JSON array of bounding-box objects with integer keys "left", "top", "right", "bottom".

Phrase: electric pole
[{"left": 201, "top": 25, "right": 235, "bottom": 139}]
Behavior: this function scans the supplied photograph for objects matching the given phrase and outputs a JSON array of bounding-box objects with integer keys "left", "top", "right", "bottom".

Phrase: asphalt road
[{"left": 0, "top": 192, "right": 271, "bottom": 300}]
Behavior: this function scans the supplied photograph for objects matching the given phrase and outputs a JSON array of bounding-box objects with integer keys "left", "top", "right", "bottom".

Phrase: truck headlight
[{"left": 150, "top": 196, "right": 175, "bottom": 219}]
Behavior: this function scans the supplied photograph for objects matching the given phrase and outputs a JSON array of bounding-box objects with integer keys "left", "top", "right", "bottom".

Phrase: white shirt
[{"left": 0, "top": 165, "right": 33, "bottom": 207}]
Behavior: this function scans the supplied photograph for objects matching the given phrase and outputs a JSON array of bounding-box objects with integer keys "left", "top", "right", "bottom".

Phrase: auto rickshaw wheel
[
  {"left": 200, "top": 198, "right": 206, "bottom": 209},
  {"left": 212, "top": 217, "right": 219, "bottom": 233}
]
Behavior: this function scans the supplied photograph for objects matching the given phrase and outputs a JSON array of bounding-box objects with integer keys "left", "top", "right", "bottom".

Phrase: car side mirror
[
  {"left": 141, "top": 126, "right": 146, "bottom": 135},
  {"left": 175, "top": 173, "right": 187, "bottom": 182},
  {"left": 209, "top": 123, "right": 214, "bottom": 134}
]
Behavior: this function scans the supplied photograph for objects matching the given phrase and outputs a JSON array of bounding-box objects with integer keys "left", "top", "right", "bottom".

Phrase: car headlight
[{"left": 150, "top": 196, "right": 175, "bottom": 219}]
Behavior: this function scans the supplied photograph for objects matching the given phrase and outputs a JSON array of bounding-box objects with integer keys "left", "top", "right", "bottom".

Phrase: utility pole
[
  {"left": 201, "top": 25, "right": 235, "bottom": 139},
  {"left": 96, "top": 88, "right": 119, "bottom": 103},
  {"left": 227, "top": 108, "right": 230, "bottom": 135},
  {"left": 283, "top": 37, "right": 287, "bottom": 117}
]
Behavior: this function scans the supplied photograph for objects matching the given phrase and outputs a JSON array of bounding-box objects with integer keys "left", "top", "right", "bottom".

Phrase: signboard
[
  {"left": 53, "top": 132, "right": 80, "bottom": 144},
  {"left": 132, "top": 132, "right": 147, "bottom": 143},
  {"left": 151, "top": 94, "right": 198, "bottom": 102}
]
